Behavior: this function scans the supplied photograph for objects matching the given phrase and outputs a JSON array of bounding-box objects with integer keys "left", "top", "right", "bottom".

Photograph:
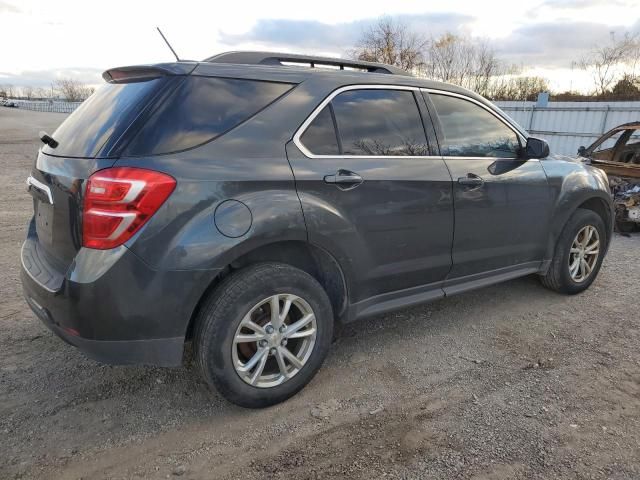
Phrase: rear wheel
[
  {"left": 195, "top": 263, "right": 333, "bottom": 408},
  {"left": 539, "top": 208, "right": 606, "bottom": 294}
]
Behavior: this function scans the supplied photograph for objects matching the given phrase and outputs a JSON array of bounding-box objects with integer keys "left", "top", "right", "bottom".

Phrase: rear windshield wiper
[{"left": 39, "top": 131, "right": 58, "bottom": 149}]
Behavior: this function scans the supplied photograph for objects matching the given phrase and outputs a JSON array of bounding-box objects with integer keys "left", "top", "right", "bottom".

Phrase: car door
[
  {"left": 286, "top": 85, "right": 454, "bottom": 308},
  {"left": 586, "top": 126, "right": 639, "bottom": 163},
  {"left": 423, "top": 90, "right": 552, "bottom": 289}
]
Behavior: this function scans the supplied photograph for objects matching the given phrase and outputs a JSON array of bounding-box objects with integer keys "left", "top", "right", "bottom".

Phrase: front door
[
  {"left": 424, "top": 90, "right": 552, "bottom": 285},
  {"left": 286, "top": 86, "right": 454, "bottom": 306}
]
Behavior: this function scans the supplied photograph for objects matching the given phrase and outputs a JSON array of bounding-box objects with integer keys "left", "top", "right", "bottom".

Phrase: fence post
[
  {"left": 528, "top": 106, "right": 536, "bottom": 131},
  {"left": 600, "top": 105, "right": 610, "bottom": 134}
]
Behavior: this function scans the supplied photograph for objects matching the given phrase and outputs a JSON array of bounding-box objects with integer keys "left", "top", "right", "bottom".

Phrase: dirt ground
[{"left": 1, "top": 107, "right": 639, "bottom": 480}]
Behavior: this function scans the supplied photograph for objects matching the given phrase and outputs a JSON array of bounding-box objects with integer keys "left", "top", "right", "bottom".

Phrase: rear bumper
[
  {"left": 20, "top": 229, "right": 220, "bottom": 367},
  {"left": 24, "top": 294, "right": 183, "bottom": 366}
]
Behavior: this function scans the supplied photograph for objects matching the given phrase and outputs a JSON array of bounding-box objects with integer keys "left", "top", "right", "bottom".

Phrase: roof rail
[{"left": 203, "top": 51, "right": 411, "bottom": 76}]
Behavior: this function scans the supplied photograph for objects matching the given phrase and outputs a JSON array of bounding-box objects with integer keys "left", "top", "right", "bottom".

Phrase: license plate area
[{"left": 35, "top": 201, "right": 54, "bottom": 246}]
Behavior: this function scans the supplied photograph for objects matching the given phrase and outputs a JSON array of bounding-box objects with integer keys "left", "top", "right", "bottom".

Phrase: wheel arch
[
  {"left": 577, "top": 196, "right": 613, "bottom": 249},
  {"left": 543, "top": 191, "right": 614, "bottom": 271},
  {"left": 184, "top": 240, "right": 349, "bottom": 341}
]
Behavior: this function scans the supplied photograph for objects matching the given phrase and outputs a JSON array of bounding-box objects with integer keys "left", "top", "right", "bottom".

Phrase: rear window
[
  {"left": 124, "top": 76, "right": 293, "bottom": 155},
  {"left": 44, "top": 79, "right": 162, "bottom": 158}
]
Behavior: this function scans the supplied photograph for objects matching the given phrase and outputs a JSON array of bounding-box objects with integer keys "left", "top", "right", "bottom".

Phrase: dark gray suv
[{"left": 22, "top": 52, "right": 613, "bottom": 407}]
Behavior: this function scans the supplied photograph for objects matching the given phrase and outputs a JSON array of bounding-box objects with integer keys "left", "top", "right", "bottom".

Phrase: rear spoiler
[{"left": 102, "top": 62, "right": 198, "bottom": 83}]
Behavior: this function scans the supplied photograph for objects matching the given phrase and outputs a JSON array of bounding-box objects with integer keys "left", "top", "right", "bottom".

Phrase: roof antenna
[{"left": 156, "top": 27, "right": 181, "bottom": 61}]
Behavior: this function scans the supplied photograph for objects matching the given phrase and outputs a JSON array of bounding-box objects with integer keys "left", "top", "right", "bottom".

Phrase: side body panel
[{"left": 117, "top": 80, "right": 316, "bottom": 272}]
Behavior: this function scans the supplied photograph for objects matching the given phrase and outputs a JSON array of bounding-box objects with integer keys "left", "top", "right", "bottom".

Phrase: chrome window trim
[
  {"left": 26, "top": 175, "right": 53, "bottom": 204},
  {"left": 442, "top": 156, "right": 537, "bottom": 161},
  {"left": 293, "top": 84, "right": 428, "bottom": 159},
  {"left": 292, "top": 84, "right": 528, "bottom": 161},
  {"left": 421, "top": 88, "right": 527, "bottom": 151}
]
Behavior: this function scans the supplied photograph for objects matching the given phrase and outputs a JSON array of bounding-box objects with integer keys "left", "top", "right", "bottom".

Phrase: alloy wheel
[
  {"left": 232, "top": 294, "right": 317, "bottom": 388},
  {"left": 568, "top": 225, "right": 600, "bottom": 283}
]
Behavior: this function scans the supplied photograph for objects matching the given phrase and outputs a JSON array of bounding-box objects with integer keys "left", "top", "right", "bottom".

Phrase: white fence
[
  {"left": 495, "top": 100, "right": 640, "bottom": 156},
  {"left": 5, "top": 99, "right": 82, "bottom": 113}
]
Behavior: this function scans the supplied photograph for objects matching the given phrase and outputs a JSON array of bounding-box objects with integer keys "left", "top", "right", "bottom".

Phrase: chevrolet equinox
[{"left": 22, "top": 52, "right": 614, "bottom": 407}]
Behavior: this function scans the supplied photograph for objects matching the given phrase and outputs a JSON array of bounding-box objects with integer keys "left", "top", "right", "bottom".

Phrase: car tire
[
  {"left": 539, "top": 208, "right": 606, "bottom": 295},
  {"left": 194, "top": 262, "right": 333, "bottom": 408}
]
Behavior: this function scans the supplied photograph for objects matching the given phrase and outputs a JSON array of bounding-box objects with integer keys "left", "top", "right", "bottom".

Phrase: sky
[{"left": 1, "top": 0, "right": 639, "bottom": 93}]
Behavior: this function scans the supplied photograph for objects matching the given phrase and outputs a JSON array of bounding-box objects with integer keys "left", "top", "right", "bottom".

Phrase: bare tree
[
  {"left": 32, "top": 87, "right": 49, "bottom": 100},
  {"left": 610, "top": 74, "right": 640, "bottom": 97},
  {"left": 21, "top": 86, "right": 35, "bottom": 100},
  {"left": 627, "top": 36, "right": 640, "bottom": 84},
  {"left": 351, "top": 17, "right": 550, "bottom": 100},
  {"left": 52, "top": 78, "right": 95, "bottom": 102},
  {"left": 487, "top": 75, "right": 550, "bottom": 101},
  {"left": 471, "top": 41, "right": 503, "bottom": 96},
  {"left": 580, "top": 32, "right": 638, "bottom": 95},
  {"left": 423, "top": 33, "right": 505, "bottom": 97},
  {"left": 0, "top": 84, "right": 16, "bottom": 99},
  {"left": 352, "top": 17, "right": 427, "bottom": 72}
]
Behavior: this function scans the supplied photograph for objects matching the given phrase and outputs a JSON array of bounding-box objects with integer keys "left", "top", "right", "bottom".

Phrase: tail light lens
[{"left": 82, "top": 167, "right": 176, "bottom": 250}]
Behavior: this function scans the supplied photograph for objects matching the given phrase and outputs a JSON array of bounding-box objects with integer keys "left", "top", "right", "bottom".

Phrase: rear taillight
[{"left": 82, "top": 167, "right": 176, "bottom": 250}]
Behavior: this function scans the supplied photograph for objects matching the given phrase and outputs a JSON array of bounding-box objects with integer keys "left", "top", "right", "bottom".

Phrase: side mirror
[
  {"left": 524, "top": 137, "right": 549, "bottom": 159},
  {"left": 577, "top": 145, "right": 586, "bottom": 157}
]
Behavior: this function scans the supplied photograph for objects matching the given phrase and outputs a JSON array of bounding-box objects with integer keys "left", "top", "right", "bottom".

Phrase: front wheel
[
  {"left": 539, "top": 208, "right": 606, "bottom": 294},
  {"left": 194, "top": 263, "right": 333, "bottom": 408}
]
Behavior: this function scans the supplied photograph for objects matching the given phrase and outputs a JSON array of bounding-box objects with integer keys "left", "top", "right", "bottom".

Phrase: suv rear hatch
[
  {"left": 27, "top": 62, "right": 294, "bottom": 275},
  {"left": 27, "top": 65, "right": 194, "bottom": 272}
]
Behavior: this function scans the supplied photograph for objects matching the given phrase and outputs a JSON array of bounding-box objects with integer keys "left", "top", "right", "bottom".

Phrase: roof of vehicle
[
  {"left": 105, "top": 51, "right": 475, "bottom": 91},
  {"left": 204, "top": 51, "right": 412, "bottom": 76},
  {"left": 198, "top": 60, "right": 483, "bottom": 95},
  {"left": 103, "top": 51, "right": 502, "bottom": 117}
]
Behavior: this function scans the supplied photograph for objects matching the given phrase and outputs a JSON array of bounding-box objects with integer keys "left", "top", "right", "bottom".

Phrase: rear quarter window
[
  {"left": 299, "top": 105, "right": 340, "bottom": 155},
  {"left": 124, "top": 77, "right": 293, "bottom": 156}
]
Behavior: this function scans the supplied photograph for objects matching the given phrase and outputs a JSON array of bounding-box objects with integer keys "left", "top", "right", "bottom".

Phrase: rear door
[
  {"left": 286, "top": 85, "right": 454, "bottom": 306},
  {"left": 423, "top": 90, "right": 552, "bottom": 286}
]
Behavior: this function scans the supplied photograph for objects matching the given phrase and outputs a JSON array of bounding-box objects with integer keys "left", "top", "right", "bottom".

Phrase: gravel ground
[{"left": 1, "top": 108, "right": 639, "bottom": 480}]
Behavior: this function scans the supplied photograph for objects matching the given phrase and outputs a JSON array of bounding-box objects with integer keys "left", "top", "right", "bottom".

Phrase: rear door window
[
  {"left": 125, "top": 77, "right": 293, "bottom": 155},
  {"left": 330, "top": 89, "right": 429, "bottom": 156},
  {"left": 430, "top": 93, "right": 520, "bottom": 158},
  {"left": 43, "top": 79, "right": 163, "bottom": 158}
]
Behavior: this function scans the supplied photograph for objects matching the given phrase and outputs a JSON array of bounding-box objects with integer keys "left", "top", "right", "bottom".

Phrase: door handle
[
  {"left": 324, "top": 170, "right": 363, "bottom": 187},
  {"left": 457, "top": 173, "right": 484, "bottom": 187}
]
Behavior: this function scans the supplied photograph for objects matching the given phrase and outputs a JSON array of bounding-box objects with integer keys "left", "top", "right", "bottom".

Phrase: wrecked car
[{"left": 578, "top": 122, "right": 640, "bottom": 231}]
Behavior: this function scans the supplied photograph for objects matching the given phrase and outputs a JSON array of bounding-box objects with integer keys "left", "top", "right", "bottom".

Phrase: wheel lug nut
[
  {"left": 259, "top": 339, "right": 268, "bottom": 348},
  {"left": 279, "top": 325, "right": 287, "bottom": 333},
  {"left": 265, "top": 325, "right": 274, "bottom": 334},
  {"left": 281, "top": 339, "right": 287, "bottom": 347},
  {"left": 270, "top": 347, "right": 277, "bottom": 355}
]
